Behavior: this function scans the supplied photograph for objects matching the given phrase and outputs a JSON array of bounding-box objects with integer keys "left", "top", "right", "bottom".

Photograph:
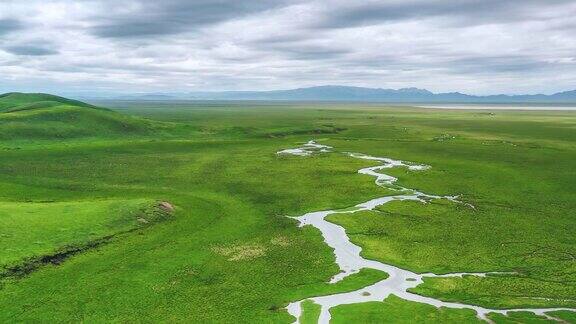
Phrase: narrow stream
[{"left": 278, "top": 140, "right": 574, "bottom": 323}]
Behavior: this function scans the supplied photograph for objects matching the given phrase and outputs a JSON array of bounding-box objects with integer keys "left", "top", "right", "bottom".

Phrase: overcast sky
[{"left": 1, "top": 0, "right": 575, "bottom": 95}]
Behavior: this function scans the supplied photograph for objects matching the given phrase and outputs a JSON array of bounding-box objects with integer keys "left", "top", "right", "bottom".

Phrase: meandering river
[{"left": 278, "top": 140, "right": 574, "bottom": 323}]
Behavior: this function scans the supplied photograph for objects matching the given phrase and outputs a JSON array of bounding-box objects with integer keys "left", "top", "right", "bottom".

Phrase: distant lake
[
  {"left": 91, "top": 99, "right": 576, "bottom": 111},
  {"left": 415, "top": 103, "right": 576, "bottom": 111}
]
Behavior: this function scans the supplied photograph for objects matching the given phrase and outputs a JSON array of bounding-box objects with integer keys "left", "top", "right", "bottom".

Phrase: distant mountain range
[{"left": 98, "top": 86, "right": 576, "bottom": 103}]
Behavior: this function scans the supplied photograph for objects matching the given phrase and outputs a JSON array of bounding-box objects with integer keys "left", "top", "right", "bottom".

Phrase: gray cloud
[
  {"left": 446, "top": 56, "right": 550, "bottom": 75},
  {"left": 0, "top": 18, "right": 23, "bottom": 35},
  {"left": 315, "top": 0, "right": 576, "bottom": 28},
  {"left": 4, "top": 45, "right": 58, "bottom": 56},
  {"left": 283, "top": 47, "right": 351, "bottom": 60},
  {"left": 261, "top": 40, "right": 352, "bottom": 61},
  {"left": 91, "top": 0, "right": 291, "bottom": 38}
]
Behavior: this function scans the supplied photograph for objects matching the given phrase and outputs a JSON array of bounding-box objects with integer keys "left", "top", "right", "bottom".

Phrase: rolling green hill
[
  {"left": 0, "top": 92, "right": 98, "bottom": 112},
  {"left": 0, "top": 93, "right": 158, "bottom": 139}
]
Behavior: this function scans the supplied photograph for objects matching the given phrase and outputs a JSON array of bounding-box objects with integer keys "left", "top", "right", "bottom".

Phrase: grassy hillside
[
  {"left": 0, "top": 93, "right": 163, "bottom": 139},
  {"left": 0, "top": 199, "right": 173, "bottom": 274},
  {"left": 0, "top": 92, "right": 97, "bottom": 112}
]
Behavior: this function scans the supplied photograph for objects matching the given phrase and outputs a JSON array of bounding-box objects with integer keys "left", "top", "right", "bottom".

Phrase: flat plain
[{"left": 0, "top": 95, "right": 575, "bottom": 323}]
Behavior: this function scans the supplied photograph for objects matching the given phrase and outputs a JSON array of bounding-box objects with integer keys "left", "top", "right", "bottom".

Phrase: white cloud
[{"left": 0, "top": 0, "right": 575, "bottom": 95}]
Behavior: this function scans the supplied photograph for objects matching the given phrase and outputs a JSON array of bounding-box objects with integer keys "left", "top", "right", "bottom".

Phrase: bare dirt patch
[
  {"left": 212, "top": 244, "right": 266, "bottom": 261},
  {"left": 270, "top": 236, "right": 291, "bottom": 247},
  {"left": 158, "top": 201, "right": 174, "bottom": 212}
]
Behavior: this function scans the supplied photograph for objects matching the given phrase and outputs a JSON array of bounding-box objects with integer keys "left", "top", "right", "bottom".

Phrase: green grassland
[
  {"left": 0, "top": 199, "right": 169, "bottom": 271},
  {"left": 487, "top": 311, "right": 558, "bottom": 323},
  {"left": 0, "top": 95, "right": 575, "bottom": 322},
  {"left": 301, "top": 299, "right": 322, "bottom": 324},
  {"left": 331, "top": 295, "right": 484, "bottom": 323}
]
